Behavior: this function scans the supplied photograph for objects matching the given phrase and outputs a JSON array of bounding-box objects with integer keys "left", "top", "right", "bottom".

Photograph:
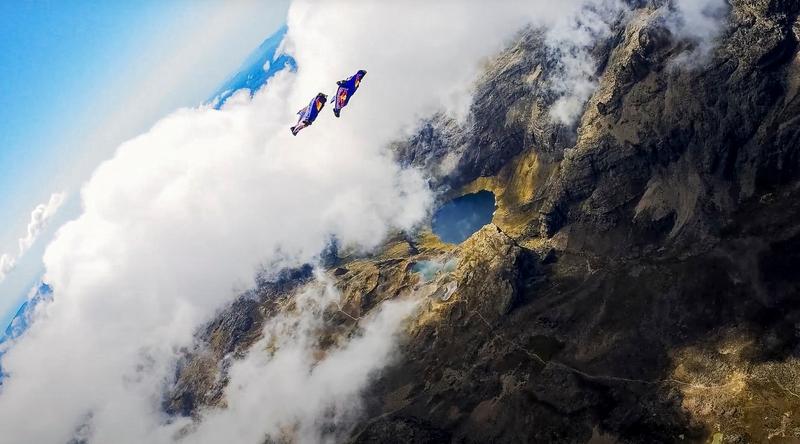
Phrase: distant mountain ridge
[
  {"left": 208, "top": 24, "right": 296, "bottom": 109},
  {"left": 0, "top": 283, "right": 52, "bottom": 383}
]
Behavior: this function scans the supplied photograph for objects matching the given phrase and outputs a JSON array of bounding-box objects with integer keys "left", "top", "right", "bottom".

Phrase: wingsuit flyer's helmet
[{"left": 317, "top": 93, "right": 328, "bottom": 102}]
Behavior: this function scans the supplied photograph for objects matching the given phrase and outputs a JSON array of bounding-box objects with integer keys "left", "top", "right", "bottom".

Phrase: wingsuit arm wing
[{"left": 297, "top": 106, "right": 308, "bottom": 116}]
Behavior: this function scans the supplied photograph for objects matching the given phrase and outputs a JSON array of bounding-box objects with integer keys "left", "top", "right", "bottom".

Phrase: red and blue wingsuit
[
  {"left": 332, "top": 69, "right": 367, "bottom": 117},
  {"left": 290, "top": 92, "right": 328, "bottom": 136}
]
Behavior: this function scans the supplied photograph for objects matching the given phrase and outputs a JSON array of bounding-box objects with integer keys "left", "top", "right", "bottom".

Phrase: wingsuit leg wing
[
  {"left": 290, "top": 93, "right": 327, "bottom": 136},
  {"left": 290, "top": 120, "right": 309, "bottom": 136}
]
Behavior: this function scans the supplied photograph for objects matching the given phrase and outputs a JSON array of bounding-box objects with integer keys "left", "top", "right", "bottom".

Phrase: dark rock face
[
  {"left": 351, "top": 417, "right": 451, "bottom": 444},
  {"left": 458, "top": 30, "right": 568, "bottom": 178},
  {"left": 394, "top": 29, "right": 573, "bottom": 193},
  {"left": 393, "top": 113, "right": 466, "bottom": 191}
]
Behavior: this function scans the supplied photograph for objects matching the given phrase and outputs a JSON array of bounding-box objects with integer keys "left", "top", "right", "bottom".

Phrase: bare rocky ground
[{"left": 168, "top": 1, "right": 800, "bottom": 442}]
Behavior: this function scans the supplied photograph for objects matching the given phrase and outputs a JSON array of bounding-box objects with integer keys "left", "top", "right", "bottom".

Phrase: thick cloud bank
[
  {"left": 0, "top": 192, "right": 66, "bottom": 282},
  {"left": 0, "top": 1, "right": 731, "bottom": 443}
]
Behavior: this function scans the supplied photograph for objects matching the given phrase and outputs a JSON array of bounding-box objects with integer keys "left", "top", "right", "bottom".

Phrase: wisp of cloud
[
  {"left": 546, "top": 0, "right": 729, "bottom": 125},
  {"left": 0, "top": 192, "right": 66, "bottom": 283}
]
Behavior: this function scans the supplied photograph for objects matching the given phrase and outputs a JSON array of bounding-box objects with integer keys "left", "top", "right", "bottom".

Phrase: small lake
[
  {"left": 431, "top": 190, "right": 496, "bottom": 244},
  {"left": 412, "top": 259, "right": 457, "bottom": 282}
]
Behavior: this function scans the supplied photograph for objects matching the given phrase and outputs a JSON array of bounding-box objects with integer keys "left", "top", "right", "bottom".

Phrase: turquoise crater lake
[{"left": 431, "top": 190, "right": 496, "bottom": 244}]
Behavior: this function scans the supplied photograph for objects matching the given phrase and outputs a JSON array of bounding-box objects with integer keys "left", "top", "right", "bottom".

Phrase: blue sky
[
  {"left": 0, "top": 0, "right": 290, "bottom": 328},
  {"left": 0, "top": 1, "right": 168, "bottom": 224}
]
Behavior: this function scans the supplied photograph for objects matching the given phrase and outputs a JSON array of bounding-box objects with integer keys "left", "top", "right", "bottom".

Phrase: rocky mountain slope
[{"left": 169, "top": 1, "right": 800, "bottom": 442}]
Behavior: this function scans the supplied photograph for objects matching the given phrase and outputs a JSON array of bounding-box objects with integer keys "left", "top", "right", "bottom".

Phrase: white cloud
[
  {"left": 17, "top": 192, "right": 66, "bottom": 254},
  {"left": 1, "top": 1, "right": 708, "bottom": 443},
  {"left": 0, "top": 254, "right": 14, "bottom": 282},
  {"left": 664, "top": 0, "right": 729, "bottom": 66},
  {"left": 0, "top": 192, "right": 66, "bottom": 283}
]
